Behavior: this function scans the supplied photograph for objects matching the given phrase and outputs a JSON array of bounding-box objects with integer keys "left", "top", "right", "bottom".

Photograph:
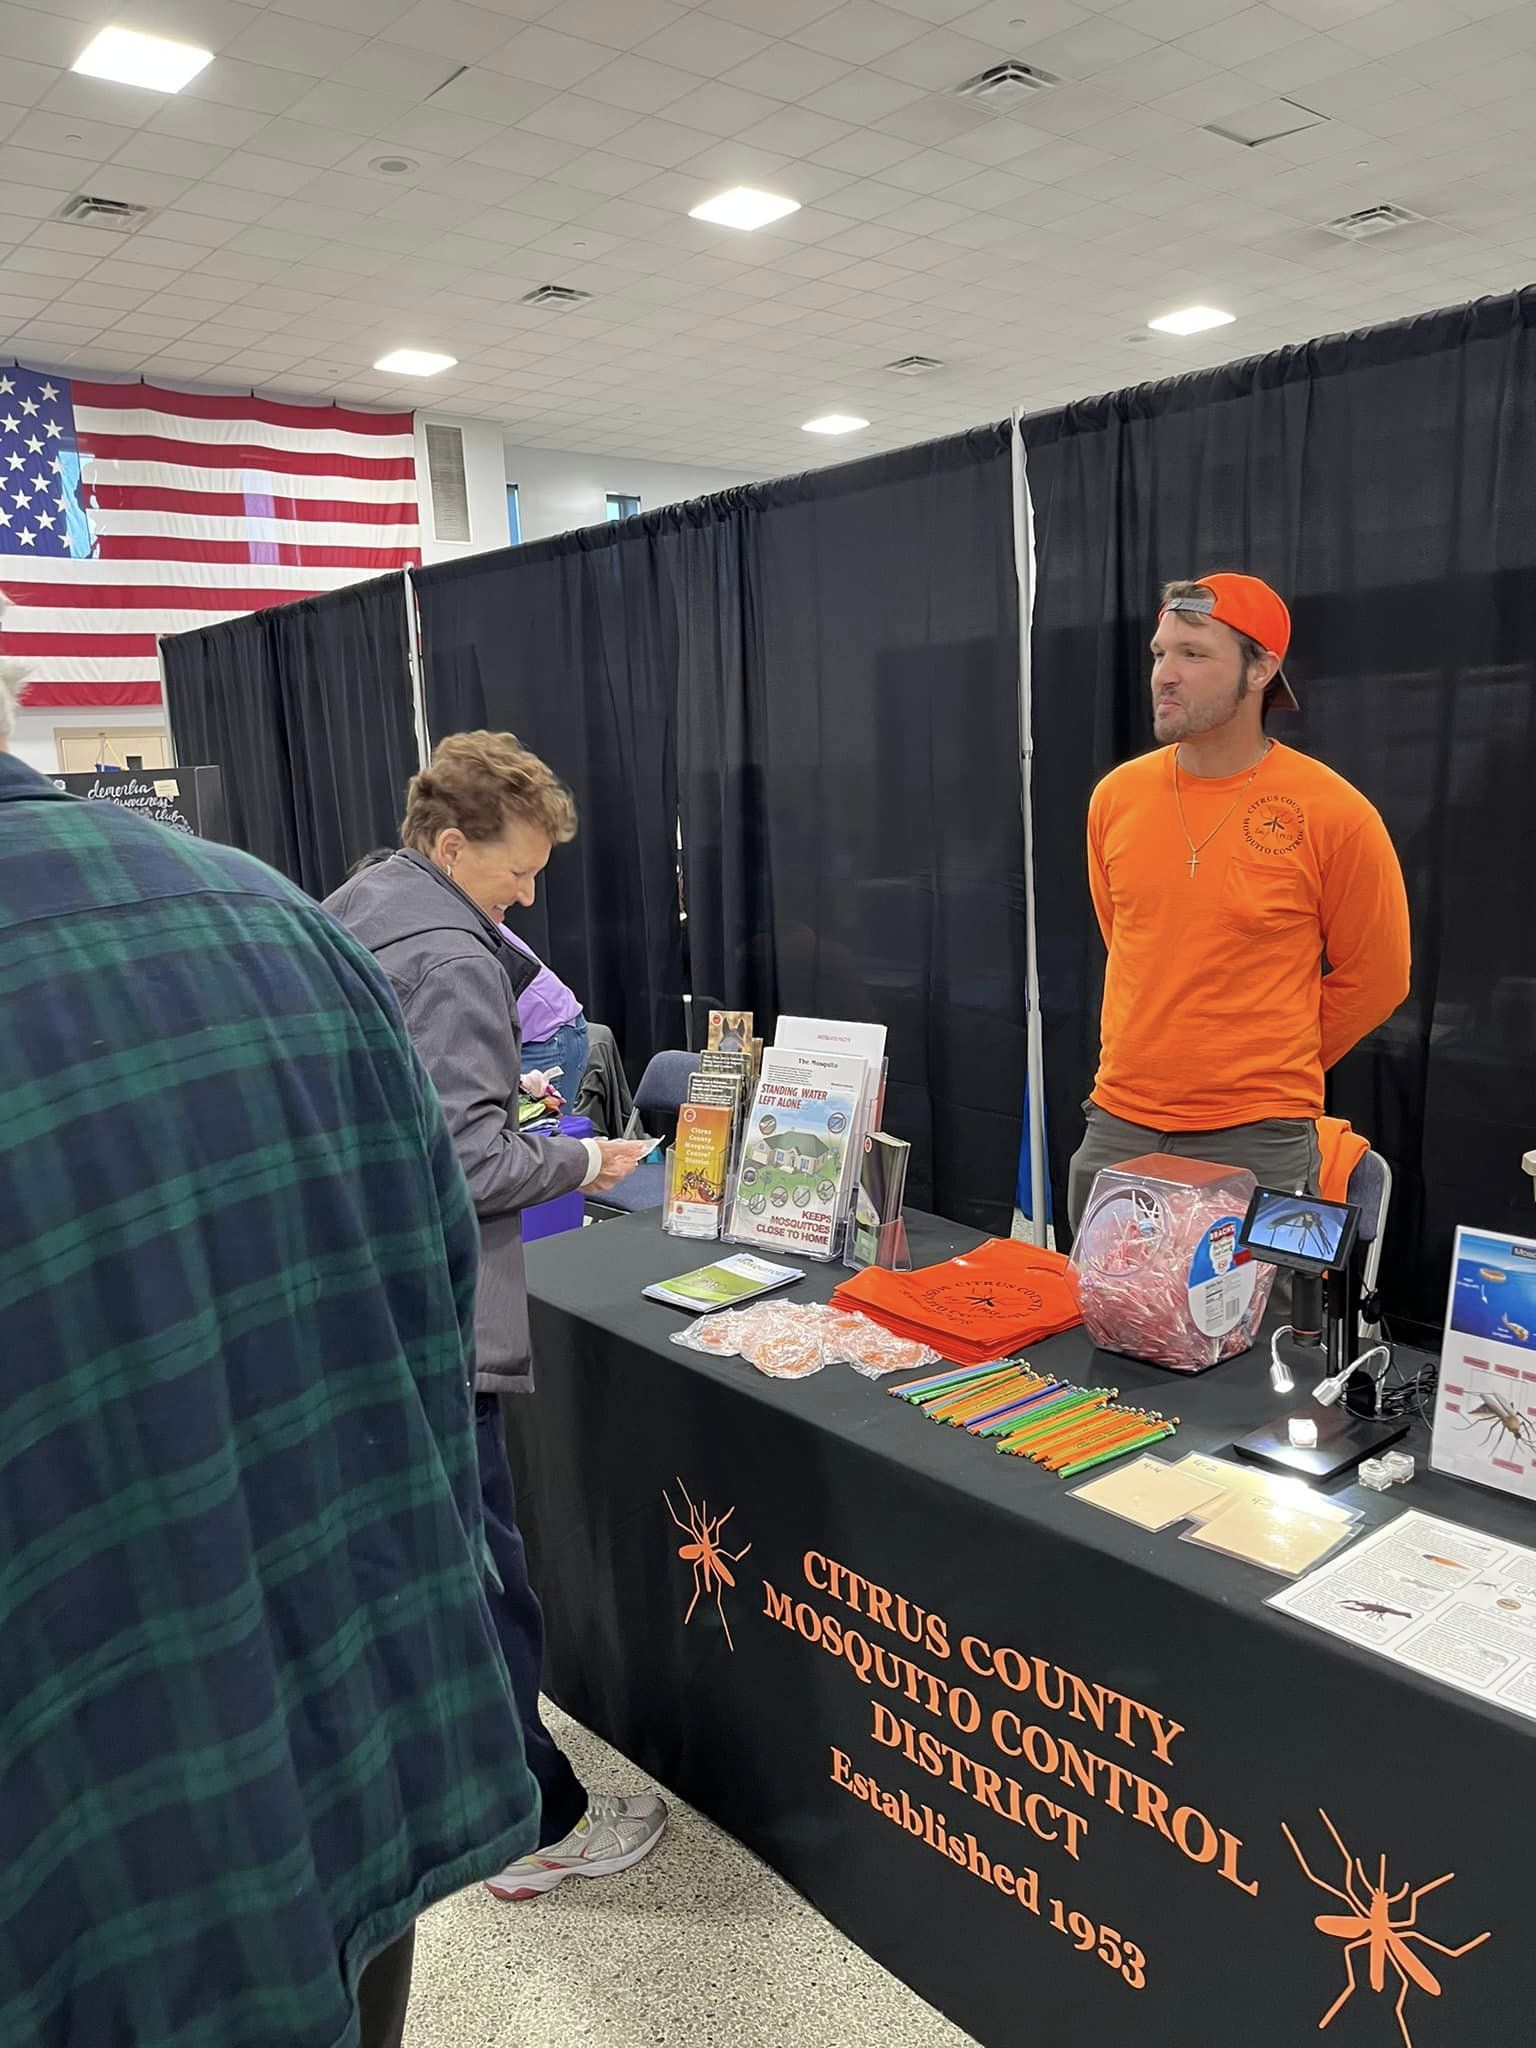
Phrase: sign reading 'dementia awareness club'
[{"left": 661, "top": 1492, "right": 1496, "bottom": 2042}]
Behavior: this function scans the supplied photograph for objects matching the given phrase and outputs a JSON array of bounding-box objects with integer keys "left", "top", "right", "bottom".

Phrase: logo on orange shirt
[{"left": 1243, "top": 794, "right": 1305, "bottom": 855}]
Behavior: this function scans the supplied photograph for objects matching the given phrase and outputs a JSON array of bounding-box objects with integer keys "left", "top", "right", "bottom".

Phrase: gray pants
[{"left": 1067, "top": 1105, "right": 1320, "bottom": 1235}]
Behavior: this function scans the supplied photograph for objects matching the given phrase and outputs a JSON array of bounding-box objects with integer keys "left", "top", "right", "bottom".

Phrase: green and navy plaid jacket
[{"left": 0, "top": 755, "right": 538, "bottom": 2047}]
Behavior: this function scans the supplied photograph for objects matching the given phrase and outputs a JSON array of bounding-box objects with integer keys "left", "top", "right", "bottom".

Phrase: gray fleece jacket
[{"left": 324, "top": 850, "right": 589, "bottom": 1393}]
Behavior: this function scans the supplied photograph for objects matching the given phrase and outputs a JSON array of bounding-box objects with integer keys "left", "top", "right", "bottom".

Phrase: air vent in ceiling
[
  {"left": 1322, "top": 203, "right": 1425, "bottom": 240},
  {"left": 521, "top": 284, "right": 591, "bottom": 307},
  {"left": 57, "top": 193, "right": 152, "bottom": 230},
  {"left": 886, "top": 355, "right": 944, "bottom": 376},
  {"left": 954, "top": 61, "right": 1059, "bottom": 106},
  {"left": 423, "top": 422, "right": 470, "bottom": 547}
]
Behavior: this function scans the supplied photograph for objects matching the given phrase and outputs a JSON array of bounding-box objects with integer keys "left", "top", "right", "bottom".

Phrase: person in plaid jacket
[{"left": 0, "top": 663, "right": 537, "bottom": 2048}]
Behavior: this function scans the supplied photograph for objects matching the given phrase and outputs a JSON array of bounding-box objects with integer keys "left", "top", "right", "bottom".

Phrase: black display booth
[{"left": 162, "top": 289, "right": 1536, "bottom": 1332}]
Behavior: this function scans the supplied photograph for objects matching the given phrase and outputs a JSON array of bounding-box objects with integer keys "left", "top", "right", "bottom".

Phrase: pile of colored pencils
[{"left": 889, "top": 1359, "right": 1176, "bottom": 1479}]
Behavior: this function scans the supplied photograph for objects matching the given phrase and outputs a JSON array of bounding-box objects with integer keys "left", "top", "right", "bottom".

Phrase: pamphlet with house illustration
[{"left": 728, "top": 1046, "right": 868, "bottom": 1260}]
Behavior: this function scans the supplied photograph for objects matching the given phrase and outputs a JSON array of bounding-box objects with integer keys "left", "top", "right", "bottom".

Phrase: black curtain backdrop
[
  {"left": 669, "top": 427, "right": 1027, "bottom": 1237},
  {"left": 162, "top": 571, "right": 415, "bottom": 899},
  {"left": 1024, "top": 289, "right": 1536, "bottom": 1333},
  {"left": 162, "top": 608, "right": 299, "bottom": 881},
  {"left": 414, "top": 532, "right": 686, "bottom": 1085}
]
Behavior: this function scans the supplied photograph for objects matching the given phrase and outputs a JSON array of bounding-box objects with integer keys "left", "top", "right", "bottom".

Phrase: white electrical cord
[
  {"left": 1313, "top": 1343, "right": 1392, "bottom": 1410},
  {"left": 1269, "top": 1327, "right": 1296, "bottom": 1394}
]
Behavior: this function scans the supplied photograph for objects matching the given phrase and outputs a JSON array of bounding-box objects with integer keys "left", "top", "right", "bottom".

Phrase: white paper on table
[{"left": 1268, "top": 1507, "right": 1536, "bottom": 1723}]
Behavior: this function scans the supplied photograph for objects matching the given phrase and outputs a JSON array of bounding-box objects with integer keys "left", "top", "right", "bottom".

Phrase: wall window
[
  {"left": 506, "top": 483, "right": 522, "bottom": 544},
  {"left": 605, "top": 492, "right": 640, "bottom": 522}
]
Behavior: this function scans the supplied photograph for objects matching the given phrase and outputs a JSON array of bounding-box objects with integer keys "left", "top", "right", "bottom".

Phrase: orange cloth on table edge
[
  {"left": 833, "top": 1239, "right": 1082, "bottom": 1365},
  {"left": 1315, "top": 1115, "right": 1369, "bottom": 1204}
]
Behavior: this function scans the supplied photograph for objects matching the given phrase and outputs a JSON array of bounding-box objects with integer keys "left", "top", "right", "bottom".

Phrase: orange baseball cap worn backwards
[{"left": 1160, "top": 571, "right": 1299, "bottom": 710}]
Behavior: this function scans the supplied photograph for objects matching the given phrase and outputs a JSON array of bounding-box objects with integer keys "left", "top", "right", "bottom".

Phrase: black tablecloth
[{"left": 516, "top": 1211, "right": 1528, "bottom": 2047}]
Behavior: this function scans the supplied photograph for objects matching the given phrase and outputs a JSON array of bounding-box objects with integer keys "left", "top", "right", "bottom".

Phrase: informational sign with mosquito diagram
[{"left": 1432, "top": 1226, "right": 1536, "bottom": 1506}]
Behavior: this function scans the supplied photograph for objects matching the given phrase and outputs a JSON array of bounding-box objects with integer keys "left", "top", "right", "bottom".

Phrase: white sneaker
[{"left": 484, "top": 1792, "right": 668, "bottom": 1901}]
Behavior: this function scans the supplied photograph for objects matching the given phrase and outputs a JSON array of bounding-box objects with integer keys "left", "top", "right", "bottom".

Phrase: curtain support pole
[
  {"left": 403, "top": 567, "right": 429, "bottom": 771},
  {"left": 1012, "top": 409, "right": 1048, "bottom": 1248}
]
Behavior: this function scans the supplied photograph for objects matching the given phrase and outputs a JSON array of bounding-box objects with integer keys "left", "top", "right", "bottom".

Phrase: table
[{"left": 515, "top": 1211, "right": 1532, "bottom": 2047}]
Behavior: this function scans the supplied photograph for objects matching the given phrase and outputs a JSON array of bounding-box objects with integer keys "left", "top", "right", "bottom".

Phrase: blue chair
[{"left": 587, "top": 1050, "right": 702, "bottom": 1218}]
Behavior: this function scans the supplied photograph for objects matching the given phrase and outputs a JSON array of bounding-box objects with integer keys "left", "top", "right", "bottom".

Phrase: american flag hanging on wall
[{"left": 0, "top": 366, "right": 420, "bottom": 707}]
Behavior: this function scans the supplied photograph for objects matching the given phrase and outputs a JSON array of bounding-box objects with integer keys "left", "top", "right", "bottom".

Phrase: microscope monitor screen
[{"left": 1239, "top": 1188, "right": 1360, "bottom": 1276}]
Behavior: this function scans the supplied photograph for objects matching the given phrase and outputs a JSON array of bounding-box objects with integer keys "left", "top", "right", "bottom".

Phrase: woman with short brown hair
[{"left": 325, "top": 731, "right": 666, "bottom": 1901}]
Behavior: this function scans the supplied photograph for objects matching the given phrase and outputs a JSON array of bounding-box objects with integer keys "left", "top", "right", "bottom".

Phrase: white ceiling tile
[
  {"left": 1110, "top": 0, "right": 1248, "bottom": 33},
  {"left": 873, "top": 27, "right": 1015, "bottom": 87},
  {"left": 481, "top": 25, "right": 614, "bottom": 88},
  {"left": 422, "top": 68, "right": 555, "bottom": 123},
  {"left": 203, "top": 151, "right": 318, "bottom": 195},
  {"left": 0, "top": 4, "right": 89, "bottom": 67},
  {"left": 544, "top": 147, "right": 645, "bottom": 192},
  {"left": 1333, "top": 0, "right": 1475, "bottom": 52},
  {"left": 383, "top": 0, "right": 526, "bottom": 59},
  {"left": 720, "top": 44, "right": 856, "bottom": 100},
  {"left": 876, "top": 144, "right": 987, "bottom": 188},
  {"left": 539, "top": 0, "right": 689, "bottom": 51},
  {"left": 873, "top": 92, "right": 995, "bottom": 140},
  {"left": 517, "top": 91, "right": 643, "bottom": 143},
  {"left": 145, "top": 98, "right": 271, "bottom": 150},
  {"left": 224, "top": 15, "right": 366, "bottom": 73},
  {"left": 579, "top": 54, "right": 699, "bottom": 113},
  {"left": 936, "top": 114, "right": 1056, "bottom": 160},
  {"left": 810, "top": 127, "right": 924, "bottom": 171},
  {"left": 10, "top": 113, "right": 134, "bottom": 164},
  {"left": 182, "top": 60, "right": 314, "bottom": 116},
  {"left": 324, "top": 41, "right": 462, "bottom": 98},
  {"left": 388, "top": 106, "right": 508, "bottom": 155},
  {"left": 265, "top": 0, "right": 416, "bottom": 31},
  {"left": 36, "top": 74, "right": 164, "bottom": 130},
  {"left": 734, "top": 105, "right": 856, "bottom": 154},
  {"left": 791, "top": 2, "right": 931, "bottom": 61},
  {"left": 632, "top": 12, "right": 775, "bottom": 75},
  {"left": 952, "top": 0, "right": 1091, "bottom": 33},
  {"left": 110, "top": 130, "right": 231, "bottom": 180},
  {"left": 601, "top": 115, "right": 712, "bottom": 166},
  {"left": 662, "top": 81, "right": 785, "bottom": 135}
]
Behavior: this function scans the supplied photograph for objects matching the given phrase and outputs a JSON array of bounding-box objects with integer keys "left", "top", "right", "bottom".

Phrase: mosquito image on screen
[{"left": 1240, "top": 1189, "right": 1360, "bottom": 1276}]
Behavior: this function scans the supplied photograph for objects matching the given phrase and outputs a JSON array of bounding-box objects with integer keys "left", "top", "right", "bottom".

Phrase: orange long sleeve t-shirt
[{"left": 1087, "top": 742, "right": 1411, "bottom": 1130}]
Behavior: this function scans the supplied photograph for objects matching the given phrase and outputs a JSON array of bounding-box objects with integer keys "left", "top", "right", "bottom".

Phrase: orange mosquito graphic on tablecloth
[
  {"left": 663, "top": 1479, "right": 751, "bottom": 1652},
  {"left": 1282, "top": 1809, "right": 1490, "bottom": 2048}
]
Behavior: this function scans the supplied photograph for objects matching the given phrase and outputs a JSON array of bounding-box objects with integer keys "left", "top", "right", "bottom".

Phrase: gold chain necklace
[{"left": 1173, "top": 742, "right": 1271, "bottom": 878}]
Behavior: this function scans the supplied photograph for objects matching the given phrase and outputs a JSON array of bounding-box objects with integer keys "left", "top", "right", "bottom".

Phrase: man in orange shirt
[{"left": 1068, "top": 573, "right": 1411, "bottom": 1228}]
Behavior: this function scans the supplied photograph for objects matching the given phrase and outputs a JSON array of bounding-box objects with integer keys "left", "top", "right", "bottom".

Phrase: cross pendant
[{"left": 1188, "top": 852, "right": 1199, "bottom": 878}]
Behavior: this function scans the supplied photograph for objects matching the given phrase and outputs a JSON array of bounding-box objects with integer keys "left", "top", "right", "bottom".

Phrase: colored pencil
[
  {"left": 990, "top": 1388, "right": 1100, "bottom": 1442},
  {"left": 1028, "top": 1407, "right": 1149, "bottom": 1465},
  {"left": 996, "top": 1392, "right": 1112, "bottom": 1453},
  {"left": 1028, "top": 1421, "right": 1135, "bottom": 1468},
  {"left": 1057, "top": 1425, "right": 1178, "bottom": 1478},
  {"left": 894, "top": 1361, "right": 1023, "bottom": 1400},
  {"left": 1040, "top": 1412, "right": 1167, "bottom": 1469},
  {"left": 936, "top": 1374, "right": 1050, "bottom": 1425}
]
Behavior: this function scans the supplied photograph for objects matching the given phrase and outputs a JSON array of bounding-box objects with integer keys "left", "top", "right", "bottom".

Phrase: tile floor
[{"left": 404, "top": 1701, "right": 975, "bottom": 2048}]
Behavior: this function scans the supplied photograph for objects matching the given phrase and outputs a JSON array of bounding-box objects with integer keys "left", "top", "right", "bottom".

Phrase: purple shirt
[{"left": 499, "top": 926, "right": 582, "bottom": 1047}]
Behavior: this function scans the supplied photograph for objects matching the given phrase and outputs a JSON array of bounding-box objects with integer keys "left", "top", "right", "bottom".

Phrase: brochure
[
  {"left": 1268, "top": 1508, "right": 1536, "bottom": 1726},
  {"left": 729, "top": 1046, "right": 868, "bottom": 1260},
  {"left": 643, "top": 1252, "right": 803, "bottom": 1312},
  {"left": 664, "top": 1103, "right": 734, "bottom": 1240},
  {"left": 775, "top": 1015, "right": 887, "bottom": 1131},
  {"left": 850, "top": 1131, "right": 911, "bottom": 1268},
  {"left": 708, "top": 1010, "right": 753, "bottom": 1055}
]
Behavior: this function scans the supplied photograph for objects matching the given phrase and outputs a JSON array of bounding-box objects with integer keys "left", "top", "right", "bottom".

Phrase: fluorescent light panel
[
  {"left": 374, "top": 349, "right": 457, "bottom": 376},
  {"left": 690, "top": 187, "right": 800, "bottom": 232},
  {"left": 1148, "top": 305, "right": 1235, "bottom": 336},
  {"left": 72, "top": 25, "right": 213, "bottom": 93},
  {"left": 802, "top": 414, "right": 869, "bottom": 435}
]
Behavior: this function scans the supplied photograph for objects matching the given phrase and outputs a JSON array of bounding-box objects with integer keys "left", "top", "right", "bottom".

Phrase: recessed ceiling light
[
  {"left": 368, "top": 155, "right": 419, "bottom": 177},
  {"left": 374, "top": 348, "right": 457, "bottom": 376},
  {"left": 72, "top": 25, "right": 213, "bottom": 94},
  {"left": 802, "top": 414, "right": 869, "bottom": 436},
  {"left": 689, "top": 186, "right": 800, "bottom": 232},
  {"left": 1147, "top": 305, "right": 1235, "bottom": 336}
]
